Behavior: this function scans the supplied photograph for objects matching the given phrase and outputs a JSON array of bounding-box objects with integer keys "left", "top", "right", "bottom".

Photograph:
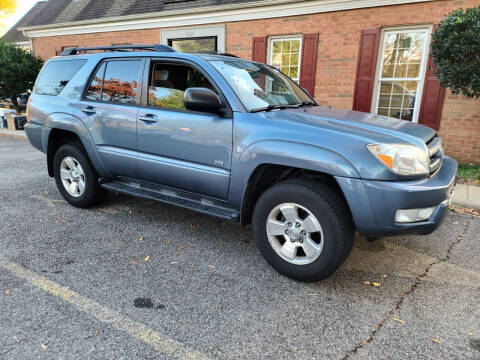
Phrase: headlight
[{"left": 367, "top": 143, "right": 430, "bottom": 176}]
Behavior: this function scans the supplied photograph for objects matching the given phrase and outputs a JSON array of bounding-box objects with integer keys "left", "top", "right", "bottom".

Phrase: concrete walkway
[
  {"left": 452, "top": 183, "right": 480, "bottom": 210},
  {"left": 1, "top": 127, "right": 479, "bottom": 209},
  {"left": 0, "top": 128, "right": 27, "bottom": 140}
]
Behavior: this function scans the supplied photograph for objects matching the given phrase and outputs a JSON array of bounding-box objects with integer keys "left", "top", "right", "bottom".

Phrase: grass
[{"left": 457, "top": 163, "right": 480, "bottom": 185}]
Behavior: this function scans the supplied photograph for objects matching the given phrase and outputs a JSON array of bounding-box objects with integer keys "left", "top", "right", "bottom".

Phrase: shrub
[
  {"left": 430, "top": 6, "right": 480, "bottom": 98},
  {"left": 0, "top": 40, "right": 44, "bottom": 112}
]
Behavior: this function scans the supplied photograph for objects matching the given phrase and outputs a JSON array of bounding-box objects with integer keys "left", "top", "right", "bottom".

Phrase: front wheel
[
  {"left": 252, "top": 179, "right": 354, "bottom": 282},
  {"left": 53, "top": 143, "right": 106, "bottom": 208}
]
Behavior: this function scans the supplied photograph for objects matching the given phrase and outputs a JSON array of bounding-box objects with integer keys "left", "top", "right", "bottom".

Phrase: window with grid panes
[
  {"left": 268, "top": 37, "right": 302, "bottom": 83},
  {"left": 373, "top": 29, "right": 429, "bottom": 122}
]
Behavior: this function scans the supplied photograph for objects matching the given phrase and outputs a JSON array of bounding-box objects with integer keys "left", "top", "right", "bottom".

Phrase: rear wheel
[
  {"left": 53, "top": 143, "right": 106, "bottom": 208},
  {"left": 253, "top": 179, "right": 353, "bottom": 282}
]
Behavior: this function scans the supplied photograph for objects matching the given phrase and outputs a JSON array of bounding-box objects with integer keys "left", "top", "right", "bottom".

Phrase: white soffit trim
[{"left": 23, "top": 0, "right": 432, "bottom": 38}]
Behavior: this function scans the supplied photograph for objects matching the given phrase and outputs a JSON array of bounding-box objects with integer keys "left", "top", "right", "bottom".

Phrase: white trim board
[{"left": 22, "top": 0, "right": 432, "bottom": 38}]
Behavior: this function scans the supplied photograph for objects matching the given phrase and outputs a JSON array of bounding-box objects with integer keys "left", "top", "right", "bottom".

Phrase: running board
[{"left": 100, "top": 180, "right": 240, "bottom": 221}]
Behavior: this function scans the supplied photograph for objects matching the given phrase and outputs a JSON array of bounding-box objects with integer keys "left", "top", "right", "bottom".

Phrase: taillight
[{"left": 26, "top": 96, "right": 31, "bottom": 123}]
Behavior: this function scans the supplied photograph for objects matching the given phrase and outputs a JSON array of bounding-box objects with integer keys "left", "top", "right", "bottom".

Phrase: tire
[
  {"left": 252, "top": 179, "right": 354, "bottom": 282},
  {"left": 53, "top": 143, "right": 106, "bottom": 208}
]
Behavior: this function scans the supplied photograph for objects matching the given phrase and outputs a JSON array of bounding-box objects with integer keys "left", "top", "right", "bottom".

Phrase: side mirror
[{"left": 184, "top": 87, "right": 222, "bottom": 113}]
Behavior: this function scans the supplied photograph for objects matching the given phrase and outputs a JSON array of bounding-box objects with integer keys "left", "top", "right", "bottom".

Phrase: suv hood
[{"left": 269, "top": 106, "right": 436, "bottom": 145}]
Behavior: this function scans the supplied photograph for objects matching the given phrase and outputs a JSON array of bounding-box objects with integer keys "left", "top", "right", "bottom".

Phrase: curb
[
  {"left": 0, "top": 128, "right": 27, "bottom": 140},
  {"left": 451, "top": 183, "right": 480, "bottom": 210}
]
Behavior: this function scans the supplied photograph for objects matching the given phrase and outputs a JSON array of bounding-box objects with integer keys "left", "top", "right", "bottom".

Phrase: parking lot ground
[{"left": 1, "top": 136, "right": 479, "bottom": 360}]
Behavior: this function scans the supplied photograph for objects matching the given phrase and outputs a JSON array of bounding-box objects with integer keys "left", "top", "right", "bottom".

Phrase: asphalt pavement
[{"left": 1, "top": 135, "right": 479, "bottom": 359}]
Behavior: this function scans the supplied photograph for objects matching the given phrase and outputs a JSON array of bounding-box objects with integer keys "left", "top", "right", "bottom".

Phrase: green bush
[
  {"left": 457, "top": 163, "right": 480, "bottom": 184},
  {"left": 0, "top": 40, "right": 44, "bottom": 112},
  {"left": 431, "top": 6, "right": 480, "bottom": 98}
]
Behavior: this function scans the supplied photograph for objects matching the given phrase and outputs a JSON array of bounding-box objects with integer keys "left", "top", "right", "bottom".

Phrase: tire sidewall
[
  {"left": 253, "top": 182, "right": 348, "bottom": 281},
  {"left": 53, "top": 144, "right": 101, "bottom": 208}
]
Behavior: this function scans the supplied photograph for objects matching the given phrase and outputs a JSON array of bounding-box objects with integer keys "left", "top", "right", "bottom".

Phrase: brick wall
[
  {"left": 32, "top": 28, "right": 161, "bottom": 60},
  {"left": 439, "top": 93, "right": 480, "bottom": 163},
  {"left": 32, "top": 0, "right": 480, "bottom": 163}
]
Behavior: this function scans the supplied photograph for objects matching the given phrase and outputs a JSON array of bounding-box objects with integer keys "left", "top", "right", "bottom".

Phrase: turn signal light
[{"left": 377, "top": 154, "right": 393, "bottom": 168}]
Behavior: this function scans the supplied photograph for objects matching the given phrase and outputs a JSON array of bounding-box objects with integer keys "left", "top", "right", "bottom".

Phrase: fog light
[{"left": 395, "top": 207, "right": 436, "bottom": 223}]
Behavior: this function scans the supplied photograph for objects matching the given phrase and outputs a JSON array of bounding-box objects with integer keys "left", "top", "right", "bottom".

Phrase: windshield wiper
[
  {"left": 299, "top": 100, "right": 318, "bottom": 107},
  {"left": 250, "top": 104, "right": 300, "bottom": 113}
]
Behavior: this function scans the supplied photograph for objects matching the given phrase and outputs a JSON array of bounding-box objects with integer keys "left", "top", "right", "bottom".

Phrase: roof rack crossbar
[
  {"left": 60, "top": 44, "right": 176, "bottom": 56},
  {"left": 193, "top": 51, "right": 239, "bottom": 57}
]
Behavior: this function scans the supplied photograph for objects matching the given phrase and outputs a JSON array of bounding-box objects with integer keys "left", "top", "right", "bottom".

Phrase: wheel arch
[
  {"left": 239, "top": 163, "right": 352, "bottom": 226},
  {"left": 230, "top": 140, "right": 359, "bottom": 225},
  {"left": 47, "top": 129, "right": 86, "bottom": 177},
  {"left": 44, "top": 113, "right": 109, "bottom": 178}
]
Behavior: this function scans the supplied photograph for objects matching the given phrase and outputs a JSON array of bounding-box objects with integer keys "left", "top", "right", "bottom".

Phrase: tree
[
  {"left": 431, "top": 6, "right": 480, "bottom": 98},
  {"left": 0, "top": 40, "right": 43, "bottom": 113}
]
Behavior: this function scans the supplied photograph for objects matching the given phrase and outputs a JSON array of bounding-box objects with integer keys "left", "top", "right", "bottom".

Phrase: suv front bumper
[{"left": 335, "top": 156, "right": 457, "bottom": 237}]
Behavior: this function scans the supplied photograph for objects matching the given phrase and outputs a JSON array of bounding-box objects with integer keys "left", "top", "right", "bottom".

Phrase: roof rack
[
  {"left": 219, "top": 53, "right": 238, "bottom": 58},
  {"left": 60, "top": 44, "right": 176, "bottom": 56},
  {"left": 193, "top": 51, "right": 239, "bottom": 58}
]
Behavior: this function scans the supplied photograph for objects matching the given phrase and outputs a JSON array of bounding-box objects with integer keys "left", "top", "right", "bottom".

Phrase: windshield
[{"left": 210, "top": 60, "right": 313, "bottom": 112}]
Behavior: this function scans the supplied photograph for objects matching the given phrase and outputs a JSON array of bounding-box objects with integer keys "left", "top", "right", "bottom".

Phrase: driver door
[{"left": 136, "top": 59, "right": 232, "bottom": 199}]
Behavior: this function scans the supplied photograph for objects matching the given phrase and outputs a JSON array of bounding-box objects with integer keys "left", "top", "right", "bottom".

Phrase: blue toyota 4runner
[{"left": 25, "top": 45, "right": 457, "bottom": 282}]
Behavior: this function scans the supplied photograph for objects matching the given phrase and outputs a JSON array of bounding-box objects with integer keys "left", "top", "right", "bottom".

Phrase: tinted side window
[
  {"left": 85, "top": 62, "right": 106, "bottom": 101},
  {"left": 101, "top": 60, "right": 141, "bottom": 105},
  {"left": 35, "top": 59, "right": 87, "bottom": 96},
  {"left": 148, "top": 62, "right": 216, "bottom": 111}
]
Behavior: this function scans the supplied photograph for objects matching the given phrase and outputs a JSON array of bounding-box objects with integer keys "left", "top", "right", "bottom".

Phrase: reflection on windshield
[{"left": 211, "top": 60, "right": 312, "bottom": 111}]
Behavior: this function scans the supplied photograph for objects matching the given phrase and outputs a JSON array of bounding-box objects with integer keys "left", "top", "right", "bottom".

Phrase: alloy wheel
[
  {"left": 266, "top": 202, "right": 324, "bottom": 265},
  {"left": 60, "top": 156, "right": 86, "bottom": 198}
]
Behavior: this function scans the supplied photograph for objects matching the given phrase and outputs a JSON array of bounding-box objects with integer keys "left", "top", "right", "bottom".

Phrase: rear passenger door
[
  {"left": 79, "top": 58, "right": 144, "bottom": 177},
  {"left": 136, "top": 58, "right": 232, "bottom": 199}
]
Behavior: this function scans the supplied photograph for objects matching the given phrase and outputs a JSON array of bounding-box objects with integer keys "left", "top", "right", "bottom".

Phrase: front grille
[{"left": 426, "top": 136, "right": 443, "bottom": 174}]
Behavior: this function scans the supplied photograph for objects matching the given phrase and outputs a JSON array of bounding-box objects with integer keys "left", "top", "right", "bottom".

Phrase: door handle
[
  {"left": 82, "top": 106, "right": 96, "bottom": 115},
  {"left": 138, "top": 114, "right": 158, "bottom": 123}
]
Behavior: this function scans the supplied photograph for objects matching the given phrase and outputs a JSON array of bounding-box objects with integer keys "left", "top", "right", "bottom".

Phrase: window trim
[
  {"left": 371, "top": 25, "right": 432, "bottom": 123},
  {"left": 82, "top": 58, "right": 145, "bottom": 107},
  {"left": 161, "top": 25, "right": 225, "bottom": 53},
  {"left": 140, "top": 57, "right": 233, "bottom": 118},
  {"left": 267, "top": 34, "right": 302, "bottom": 83}
]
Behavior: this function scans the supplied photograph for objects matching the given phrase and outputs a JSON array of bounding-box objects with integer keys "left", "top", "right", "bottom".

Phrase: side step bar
[{"left": 100, "top": 180, "right": 240, "bottom": 222}]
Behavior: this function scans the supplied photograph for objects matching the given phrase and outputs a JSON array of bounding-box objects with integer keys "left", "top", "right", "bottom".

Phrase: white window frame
[
  {"left": 160, "top": 25, "right": 225, "bottom": 53},
  {"left": 267, "top": 35, "right": 302, "bottom": 82},
  {"left": 371, "top": 25, "right": 432, "bottom": 123}
]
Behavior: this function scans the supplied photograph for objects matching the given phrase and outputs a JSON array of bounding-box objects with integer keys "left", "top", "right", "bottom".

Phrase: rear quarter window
[{"left": 35, "top": 59, "right": 87, "bottom": 96}]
